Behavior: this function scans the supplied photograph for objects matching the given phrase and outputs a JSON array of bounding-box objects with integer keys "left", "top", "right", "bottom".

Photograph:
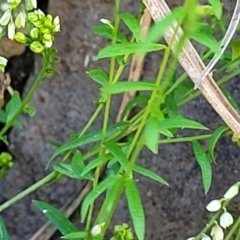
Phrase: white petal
[
  {"left": 210, "top": 225, "right": 224, "bottom": 240},
  {"left": 8, "top": 19, "right": 15, "bottom": 40},
  {"left": 201, "top": 234, "right": 211, "bottom": 240},
  {"left": 90, "top": 225, "right": 101, "bottom": 236},
  {"left": 0, "top": 9, "right": 11, "bottom": 26},
  {"left": 220, "top": 211, "right": 234, "bottom": 229},
  {"left": 224, "top": 185, "right": 239, "bottom": 199},
  {"left": 206, "top": 200, "right": 221, "bottom": 212}
]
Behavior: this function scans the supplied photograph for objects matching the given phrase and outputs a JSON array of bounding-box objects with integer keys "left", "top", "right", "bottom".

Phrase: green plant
[{"left": 0, "top": 0, "right": 240, "bottom": 240}]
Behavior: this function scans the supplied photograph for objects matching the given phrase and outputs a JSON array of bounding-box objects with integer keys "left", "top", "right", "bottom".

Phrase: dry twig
[{"left": 144, "top": 0, "right": 240, "bottom": 137}]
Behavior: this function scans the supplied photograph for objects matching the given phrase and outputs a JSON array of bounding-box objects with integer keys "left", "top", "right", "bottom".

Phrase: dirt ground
[{"left": 0, "top": 0, "right": 240, "bottom": 239}]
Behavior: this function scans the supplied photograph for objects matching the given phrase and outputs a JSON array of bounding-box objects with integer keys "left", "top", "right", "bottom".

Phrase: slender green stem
[
  {"left": 225, "top": 216, "right": 240, "bottom": 240},
  {"left": 0, "top": 172, "right": 56, "bottom": 212},
  {"left": 158, "top": 134, "right": 211, "bottom": 144},
  {"left": 194, "top": 200, "right": 230, "bottom": 240},
  {"left": 0, "top": 52, "right": 50, "bottom": 137}
]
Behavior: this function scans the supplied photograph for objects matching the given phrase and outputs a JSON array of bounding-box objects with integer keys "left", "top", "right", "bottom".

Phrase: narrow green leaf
[
  {"left": 81, "top": 153, "right": 112, "bottom": 177},
  {"left": 104, "top": 142, "right": 129, "bottom": 172},
  {"left": 165, "top": 94, "right": 182, "bottom": 119},
  {"left": 208, "top": 125, "right": 229, "bottom": 162},
  {"left": 121, "top": 95, "right": 150, "bottom": 120},
  {"left": 158, "top": 118, "right": 208, "bottom": 130},
  {"left": 220, "top": 86, "right": 240, "bottom": 114},
  {"left": 62, "top": 231, "right": 88, "bottom": 239},
  {"left": 102, "top": 81, "right": 156, "bottom": 95},
  {"left": 52, "top": 121, "right": 129, "bottom": 159},
  {"left": 97, "top": 43, "right": 165, "bottom": 59},
  {"left": 71, "top": 151, "right": 84, "bottom": 175},
  {"left": 93, "top": 24, "right": 127, "bottom": 43},
  {"left": 120, "top": 13, "right": 140, "bottom": 40},
  {"left": 53, "top": 163, "right": 81, "bottom": 179},
  {"left": 33, "top": 200, "right": 78, "bottom": 235},
  {"left": 145, "top": 7, "right": 183, "bottom": 43},
  {"left": 0, "top": 216, "right": 9, "bottom": 240},
  {"left": 125, "top": 179, "right": 145, "bottom": 240},
  {"left": 158, "top": 129, "right": 174, "bottom": 138},
  {"left": 208, "top": 0, "right": 222, "bottom": 19},
  {"left": 144, "top": 117, "right": 159, "bottom": 154},
  {"left": 6, "top": 92, "right": 22, "bottom": 123},
  {"left": 134, "top": 165, "right": 168, "bottom": 186},
  {"left": 191, "top": 30, "right": 219, "bottom": 53},
  {"left": 23, "top": 104, "right": 36, "bottom": 117},
  {"left": 81, "top": 175, "right": 120, "bottom": 222},
  {"left": 192, "top": 141, "right": 212, "bottom": 194},
  {"left": 87, "top": 69, "right": 109, "bottom": 86}
]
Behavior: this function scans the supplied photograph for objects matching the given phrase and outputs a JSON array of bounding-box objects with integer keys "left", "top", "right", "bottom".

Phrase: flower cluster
[
  {"left": 187, "top": 183, "right": 240, "bottom": 240},
  {"left": 0, "top": 0, "right": 60, "bottom": 54},
  {"left": 0, "top": 152, "right": 13, "bottom": 178}
]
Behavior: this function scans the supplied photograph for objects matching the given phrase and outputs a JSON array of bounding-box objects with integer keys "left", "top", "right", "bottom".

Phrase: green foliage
[
  {"left": 192, "top": 141, "right": 212, "bottom": 194},
  {"left": 1, "top": 0, "right": 240, "bottom": 239},
  {"left": 0, "top": 216, "right": 9, "bottom": 240},
  {"left": 125, "top": 178, "right": 145, "bottom": 240},
  {"left": 33, "top": 200, "right": 78, "bottom": 235}
]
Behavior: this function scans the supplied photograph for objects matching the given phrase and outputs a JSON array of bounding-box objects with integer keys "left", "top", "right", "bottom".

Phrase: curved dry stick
[
  {"left": 144, "top": 0, "right": 240, "bottom": 138},
  {"left": 195, "top": 0, "right": 240, "bottom": 88}
]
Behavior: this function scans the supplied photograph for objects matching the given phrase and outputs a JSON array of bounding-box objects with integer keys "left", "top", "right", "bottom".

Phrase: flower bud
[
  {"left": 0, "top": 56, "right": 8, "bottom": 72},
  {"left": 220, "top": 211, "right": 234, "bottom": 229},
  {"left": 30, "top": 41, "right": 44, "bottom": 53},
  {"left": 30, "top": 28, "right": 39, "bottom": 39},
  {"left": 224, "top": 184, "right": 239, "bottom": 199},
  {"left": 210, "top": 224, "right": 224, "bottom": 240},
  {"left": 9, "top": 0, "right": 21, "bottom": 10},
  {"left": 90, "top": 225, "right": 101, "bottom": 236},
  {"left": 201, "top": 235, "right": 211, "bottom": 240},
  {"left": 206, "top": 199, "right": 221, "bottom": 212},
  {"left": 14, "top": 32, "right": 26, "bottom": 43}
]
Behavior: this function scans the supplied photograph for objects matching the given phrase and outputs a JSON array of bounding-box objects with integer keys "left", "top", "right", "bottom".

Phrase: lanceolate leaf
[
  {"left": 145, "top": 7, "right": 183, "bottom": 43},
  {"left": 81, "top": 153, "right": 112, "bottom": 176},
  {"left": 33, "top": 200, "right": 78, "bottom": 235},
  {"left": 53, "top": 163, "right": 81, "bottom": 179},
  {"left": 81, "top": 175, "right": 121, "bottom": 222},
  {"left": 104, "top": 142, "right": 129, "bottom": 172},
  {"left": 0, "top": 216, "right": 9, "bottom": 240},
  {"left": 208, "top": 125, "right": 229, "bottom": 162},
  {"left": 158, "top": 118, "right": 208, "bottom": 130},
  {"left": 102, "top": 82, "right": 156, "bottom": 95},
  {"left": 144, "top": 116, "right": 159, "bottom": 154},
  {"left": 208, "top": 0, "right": 223, "bottom": 19},
  {"left": 62, "top": 231, "right": 88, "bottom": 239},
  {"left": 120, "top": 13, "right": 140, "bottom": 41},
  {"left": 97, "top": 43, "right": 165, "bottom": 59},
  {"left": 192, "top": 141, "right": 212, "bottom": 194},
  {"left": 87, "top": 69, "right": 109, "bottom": 86},
  {"left": 93, "top": 24, "right": 127, "bottom": 43},
  {"left": 125, "top": 179, "right": 145, "bottom": 240},
  {"left": 121, "top": 95, "right": 150, "bottom": 120},
  {"left": 51, "top": 121, "right": 129, "bottom": 159},
  {"left": 6, "top": 92, "right": 22, "bottom": 123},
  {"left": 165, "top": 94, "right": 182, "bottom": 119},
  {"left": 134, "top": 165, "right": 168, "bottom": 186},
  {"left": 220, "top": 86, "right": 240, "bottom": 114}
]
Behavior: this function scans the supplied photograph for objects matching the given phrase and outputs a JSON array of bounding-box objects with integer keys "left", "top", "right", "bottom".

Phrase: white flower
[
  {"left": 100, "top": 18, "right": 113, "bottom": 29},
  {"left": 0, "top": 56, "right": 8, "bottom": 72},
  {"left": 186, "top": 238, "right": 195, "bottom": 240},
  {"left": 0, "top": 9, "right": 11, "bottom": 26},
  {"left": 90, "top": 224, "right": 101, "bottom": 236},
  {"left": 1, "top": 3, "right": 9, "bottom": 11},
  {"left": 206, "top": 200, "right": 222, "bottom": 212},
  {"left": 26, "top": 0, "right": 37, "bottom": 10},
  {"left": 7, "top": 18, "right": 15, "bottom": 39},
  {"left": 224, "top": 184, "right": 239, "bottom": 199},
  {"left": 202, "top": 235, "right": 211, "bottom": 240},
  {"left": 15, "top": 11, "right": 26, "bottom": 28},
  {"left": 210, "top": 225, "right": 224, "bottom": 240},
  {"left": 220, "top": 211, "right": 234, "bottom": 229}
]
